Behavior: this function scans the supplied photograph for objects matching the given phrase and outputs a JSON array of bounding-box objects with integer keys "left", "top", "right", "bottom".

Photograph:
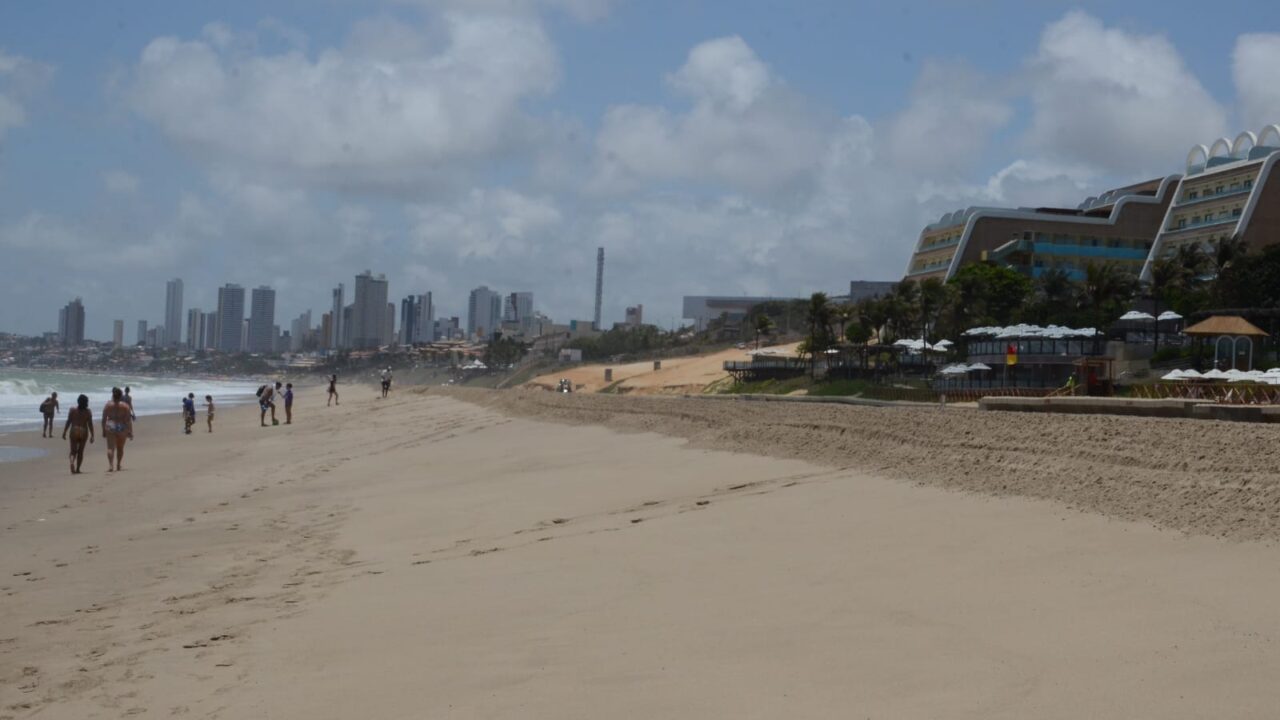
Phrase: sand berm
[{"left": 450, "top": 386, "right": 1280, "bottom": 541}]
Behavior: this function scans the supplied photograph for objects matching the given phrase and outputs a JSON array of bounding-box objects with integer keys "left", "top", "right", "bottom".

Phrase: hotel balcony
[
  {"left": 1163, "top": 214, "right": 1240, "bottom": 234},
  {"left": 1174, "top": 185, "right": 1252, "bottom": 208}
]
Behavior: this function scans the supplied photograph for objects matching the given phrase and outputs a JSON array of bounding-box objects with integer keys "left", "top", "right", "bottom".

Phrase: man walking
[
  {"left": 284, "top": 383, "right": 294, "bottom": 425},
  {"left": 39, "top": 392, "right": 59, "bottom": 438}
]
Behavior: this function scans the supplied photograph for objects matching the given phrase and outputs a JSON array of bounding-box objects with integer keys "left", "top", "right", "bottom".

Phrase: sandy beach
[{"left": 3, "top": 386, "right": 1280, "bottom": 718}]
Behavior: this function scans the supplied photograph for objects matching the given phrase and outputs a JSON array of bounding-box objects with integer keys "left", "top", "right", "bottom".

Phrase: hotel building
[
  {"left": 903, "top": 123, "right": 1280, "bottom": 285},
  {"left": 1140, "top": 124, "right": 1280, "bottom": 279},
  {"left": 903, "top": 176, "right": 1177, "bottom": 282}
]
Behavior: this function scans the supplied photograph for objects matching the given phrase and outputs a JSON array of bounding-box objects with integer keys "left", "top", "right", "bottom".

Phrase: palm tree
[
  {"left": 804, "top": 292, "right": 834, "bottom": 378},
  {"left": 753, "top": 314, "right": 774, "bottom": 350},
  {"left": 918, "top": 277, "right": 948, "bottom": 343},
  {"left": 1033, "top": 268, "right": 1076, "bottom": 325},
  {"left": 1148, "top": 257, "right": 1186, "bottom": 353},
  {"left": 1209, "top": 235, "right": 1248, "bottom": 277},
  {"left": 831, "top": 304, "right": 853, "bottom": 343},
  {"left": 1082, "top": 262, "right": 1138, "bottom": 329}
]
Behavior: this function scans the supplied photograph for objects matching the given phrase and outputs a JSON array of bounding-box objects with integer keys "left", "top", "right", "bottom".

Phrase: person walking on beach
[
  {"left": 204, "top": 395, "right": 215, "bottom": 433},
  {"left": 123, "top": 386, "right": 136, "bottom": 438},
  {"left": 284, "top": 383, "right": 294, "bottom": 425},
  {"left": 327, "top": 374, "right": 339, "bottom": 406},
  {"left": 182, "top": 393, "right": 196, "bottom": 435},
  {"left": 39, "top": 392, "right": 60, "bottom": 438},
  {"left": 101, "top": 387, "right": 133, "bottom": 472},
  {"left": 61, "top": 394, "right": 94, "bottom": 474},
  {"left": 380, "top": 368, "right": 392, "bottom": 398}
]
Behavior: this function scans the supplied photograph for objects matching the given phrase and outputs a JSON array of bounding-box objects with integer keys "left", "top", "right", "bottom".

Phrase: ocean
[{"left": 0, "top": 369, "right": 262, "bottom": 435}]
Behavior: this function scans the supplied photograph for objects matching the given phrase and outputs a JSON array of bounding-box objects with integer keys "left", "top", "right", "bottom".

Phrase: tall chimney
[{"left": 593, "top": 247, "right": 604, "bottom": 330}]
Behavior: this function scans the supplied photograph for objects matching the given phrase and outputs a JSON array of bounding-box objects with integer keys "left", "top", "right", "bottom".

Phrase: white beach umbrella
[
  {"left": 967, "top": 362, "right": 992, "bottom": 372},
  {"left": 1179, "top": 368, "right": 1202, "bottom": 378},
  {"left": 1157, "top": 310, "right": 1182, "bottom": 321},
  {"left": 1161, "top": 369, "right": 1186, "bottom": 381},
  {"left": 1264, "top": 368, "right": 1280, "bottom": 376},
  {"left": 933, "top": 339, "right": 954, "bottom": 349},
  {"left": 1119, "top": 310, "right": 1156, "bottom": 321},
  {"left": 1202, "top": 369, "right": 1229, "bottom": 380},
  {"left": 938, "top": 365, "right": 968, "bottom": 375}
]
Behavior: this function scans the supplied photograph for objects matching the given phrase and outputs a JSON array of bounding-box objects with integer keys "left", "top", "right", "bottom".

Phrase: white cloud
[
  {"left": 1023, "top": 11, "right": 1227, "bottom": 175},
  {"left": 593, "top": 36, "right": 834, "bottom": 195},
  {"left": 0, "top": 50, "right": 53, "bottom": 141},
  {"left": 884, "top": 60, "right": 1013, "bottom": 177},
  {"left": 126, "top": 12, "right": 559, "bottom": 190},
  {"left": 102, "top": 170, "right": 140, "bottom": 194},
  {"left": 1234, "top": 33, "right": 1280, "bottom": 131}
]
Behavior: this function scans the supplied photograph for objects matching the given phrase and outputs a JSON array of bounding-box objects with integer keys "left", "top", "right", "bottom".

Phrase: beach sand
[{"left": 3, "top": 386, "right": 1280, "bottom": 718}]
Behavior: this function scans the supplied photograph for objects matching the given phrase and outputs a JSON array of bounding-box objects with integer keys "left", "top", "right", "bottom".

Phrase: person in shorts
[
  {"left": 40, "top": 392, "right": 60, "bottom": 438},
  {"left": 284, "top": 383, "right": 294, "bottom": 424}
]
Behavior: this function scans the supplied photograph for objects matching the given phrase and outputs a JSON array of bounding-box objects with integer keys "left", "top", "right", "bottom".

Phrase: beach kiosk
[{"left": 1182, "top": 315, "right": 1269, "bottom": 371}]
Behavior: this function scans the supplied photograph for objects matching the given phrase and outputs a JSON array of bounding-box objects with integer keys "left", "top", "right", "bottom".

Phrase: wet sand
[{"left": 2, "top": 387, "right": 1279, "bottom": 718}]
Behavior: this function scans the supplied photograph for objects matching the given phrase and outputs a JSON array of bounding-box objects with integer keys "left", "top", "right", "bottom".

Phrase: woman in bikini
[
  {"left": 205, "top": 395, "right": 215, "bottom": 433},
  {"left": 61, "top": 394, "right": 94, "bottom": 474},
  {"left": 101, "top": 387, "right": 134, "bottom": 472},
  {"left": 327, "top": 374, "right": 339, "bottom": 406}
]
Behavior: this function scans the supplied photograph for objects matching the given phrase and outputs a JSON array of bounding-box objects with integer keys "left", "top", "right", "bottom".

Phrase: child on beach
[
  {"left": 284, "top": 383, "right": 294, "bottom": 425},
  {"left": 182, "top": 393, "right": 196, "bottom": 435},
  {"left": 204, "top": 395, "right": 214, "bottom": 433}
]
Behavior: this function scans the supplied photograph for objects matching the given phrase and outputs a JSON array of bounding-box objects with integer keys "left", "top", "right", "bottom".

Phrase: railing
[
  {"left": 1164, "top": 215, "right": 1239, "bottom": 234},
  {"left": 1129, "top": 383, "right": 1280, "bottom": 404},
  {"left": 1175, "top": 186, "right": 1251, "bottom": 207}
]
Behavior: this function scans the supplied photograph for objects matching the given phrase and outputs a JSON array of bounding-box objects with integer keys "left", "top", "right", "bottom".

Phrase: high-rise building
[
  {"left": 385, "top": 303, "right": 396, "bottom": 346},
  {"left": 240, "top": 318, "right": 250, "bottom": 353},
  {"left": 112, "top": 319, "right": 124, "bottom": 348},
  {"left": 164, "top": 278, "right": 184, "bottom": 347},
  {"left": 594, "top": 247, "right": 604, "bottom": 330},
  {"left": 399, "top": 296, "right": 417, "bottom": 346},
  {"left": 320, "top": 313, "right": 333, "bottom": 350},
  {"left": 248, "top": 286, "right": 277, "bottom": 354},
  {"left": 136, "top": 320, "right": 148, "bottom": 346},
  {"left": 290, "top": 310, "right": 311, "bottom": 352},
  {"left": 418, "top": 292, "right": 434, "bottom": 342},
  {"left": 215, "top": 284, "right": 245, "bottom": 353},
  {"left": 203, "top": 311, "right": 217, "bottom": 350},
  {"left": 58, "top": 298, "right": 85, "bottom": 346},
  {"left": 398, "top": 293, "right": 434, "bottom": 345},
  {"left": 350, "top": 271, "right": 389, "bottom": 350},
  {"left": 625, "top": 304, "right": 643, "bottom": 327},
  {"left": 146, "top": 326, "right": 160, "bottom": 348},
  {"left": 467, "top": 286, "right": 502, "bottom": 339},
  {"left": 186, "top": 308, "right": 205, "bottom": 350},
  {"left": 330, "top": 284, "right": 345, "bottom": 350},
  {"left": 342, "top": 305, "right": 353, "bottom": 348},
  {"left": 505, "top": 292, "right": 534, "bottom": 325}
]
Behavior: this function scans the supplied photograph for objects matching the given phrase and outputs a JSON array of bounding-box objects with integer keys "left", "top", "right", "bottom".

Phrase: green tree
[
  {"left": 804, "top": 292, "right": 835, "bottom": 377},
  {"left": 753, "top": 314, "right": 775, "bottom": 350},
  {"left": 1081, "top": 262, "right": 1139, "bottom": 328}
]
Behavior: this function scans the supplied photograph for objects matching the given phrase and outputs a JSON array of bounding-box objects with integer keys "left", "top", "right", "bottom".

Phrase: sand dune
[
  {"left": 2, "top": 386, "right": 1279, "bottom": 718},
  {"left": 526, "top": 343, "right": 801, "bottom": 394}
]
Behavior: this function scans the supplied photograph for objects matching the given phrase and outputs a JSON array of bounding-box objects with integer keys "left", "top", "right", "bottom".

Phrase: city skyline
[{"left": 6, "top": 2, "right": 1280, "bottom": 339}]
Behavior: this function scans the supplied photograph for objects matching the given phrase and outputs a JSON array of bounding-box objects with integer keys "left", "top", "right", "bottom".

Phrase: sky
[{"left": 2, "top": 0, "right": 1279, "bottom": 340}]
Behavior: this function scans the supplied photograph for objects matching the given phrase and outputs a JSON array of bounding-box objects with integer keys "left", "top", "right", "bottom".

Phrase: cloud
[
  {"left": 593, "top": 36, "right": 834, "bottom": 195},
  {"left": 125, "top": 12, "right": 559, "bottom": 191},
  {"left": 884, "top": 60, "right": 1013, "bottom": 177},
  {"left": 0, "top": 50, "right": 53, "bottom": 141},
  {"left": 1234, "top": 33, "right": 1280, "bottom": 131},
  {"left": 1023, "top": 11, "right": 1227, "bottom": 175},
  {"left": 102, "top": 170, "right": 140, "bottom": 194}
]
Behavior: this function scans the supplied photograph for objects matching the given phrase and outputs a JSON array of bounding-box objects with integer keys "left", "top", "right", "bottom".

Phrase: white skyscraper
[
  {"left": 186, "top": 308, "right": 205, "bottom": 350},
  {"left": 467, "top": 286, "right": 502, "bottom": 339},
  {"left": 290, "top": 310, "right": 311, "bottom": 352},
  {"left": 112, "top": 319, "right": 124, "bottom": 348},
  {"left": 330, "top": 283, "right": 345, "bottom": 350},
  {"left": 164, "top": 278, "right": 183, "bottom": 347}
]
